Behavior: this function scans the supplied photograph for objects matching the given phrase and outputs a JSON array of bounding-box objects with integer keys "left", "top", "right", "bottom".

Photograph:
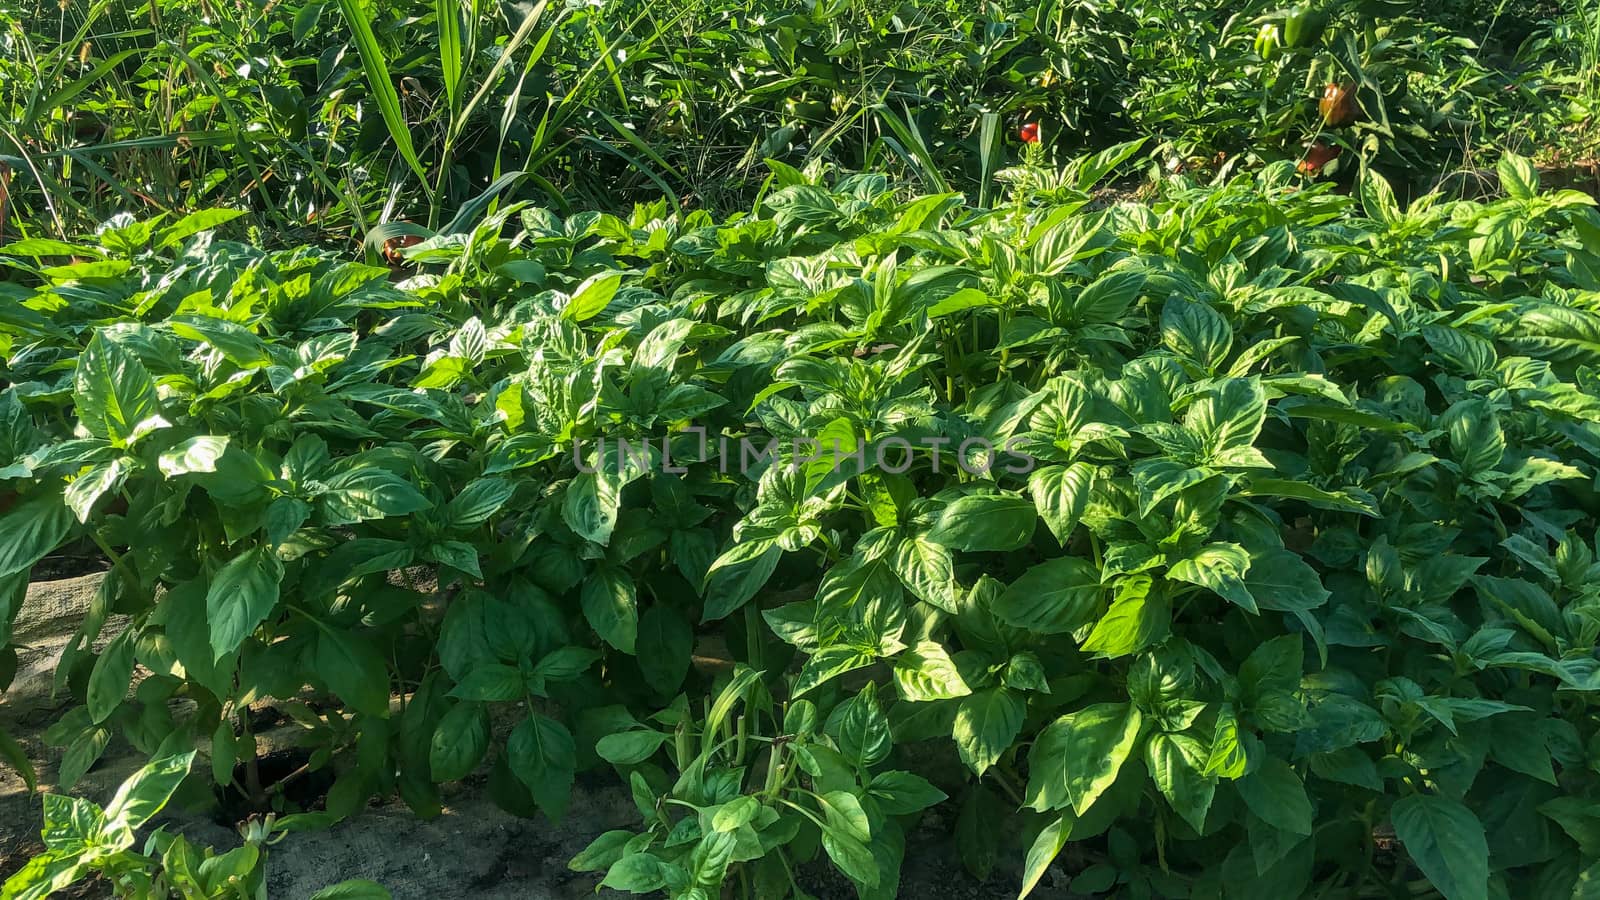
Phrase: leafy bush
[{"left": 4, "top": 151, "right": 1600, "bottom": 898}]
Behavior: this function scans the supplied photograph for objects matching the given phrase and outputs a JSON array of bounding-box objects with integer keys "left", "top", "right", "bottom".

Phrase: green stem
[
  {"left": 674, "top": 720, "right": 691, "bottom": 772},
  {"left": 761, "top": 742, "right": 785, "bottom": 799}
]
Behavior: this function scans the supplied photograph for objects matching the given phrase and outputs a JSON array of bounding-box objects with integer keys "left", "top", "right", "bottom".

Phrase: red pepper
[
  {"left": 1298, "top": 141, "right": 1341, "bottom": 175},
  {"left": 1019, "top": 122, "right": 1040, "bottom": 144}
]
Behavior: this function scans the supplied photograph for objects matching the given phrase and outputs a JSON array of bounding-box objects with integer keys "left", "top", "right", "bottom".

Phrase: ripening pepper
[{"left": 1319, "top": 82, "right": 1358, "bottom": 126}]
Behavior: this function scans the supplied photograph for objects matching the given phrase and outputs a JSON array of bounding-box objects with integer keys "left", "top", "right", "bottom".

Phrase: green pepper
[
  {"left": 1254, "top": 23, "right": 1282, "bottom": 60},
  {"left": 1283, "top": 5, "right": 1328, "bottom": 48}
]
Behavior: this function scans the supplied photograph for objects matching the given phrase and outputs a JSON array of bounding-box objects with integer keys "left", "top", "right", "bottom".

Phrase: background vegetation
[{"left": 1, "top": 0, "right": 1597, "bottom": 243}]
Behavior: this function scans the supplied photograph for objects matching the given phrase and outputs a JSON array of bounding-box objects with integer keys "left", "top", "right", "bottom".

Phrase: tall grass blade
[
  {"left": 456, "top": 0, "right": 554, "bottom": 142},
  {"left": 335, "top": 0, "right": 429, "bottom": 183},
  {"left": 873, "top": 103, "right": 950, "bottom": 193},
  {"left": 436, "top": 0, "right": 464, "bottom": 115},
  {"left": 978, "top": 111, "right": 1000, "bottom": 208}
]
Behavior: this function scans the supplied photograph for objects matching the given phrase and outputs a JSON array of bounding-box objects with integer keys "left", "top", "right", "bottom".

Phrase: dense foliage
[
  {"left": 4, "top": 144, "right": 1600, "bottom": 898},
  {"left": 0, "top": 0, "right": 1596, "bottom": 239},
  {"left": 5, "top": 0, "right": 1600, "bottom": 895}
]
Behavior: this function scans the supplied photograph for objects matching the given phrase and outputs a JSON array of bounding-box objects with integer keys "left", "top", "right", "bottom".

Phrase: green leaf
[
  {"left": 0, "top": 728, "right": 37, "bottom": 793},
  {"left": 636, "top": 605, "right": 692, "bottom": 694},
  {"left": 507, "top": 714, "right": 576, "bottom": 821},
  {"left": 154, "top": 209, "right": 247, "bottom": 250},
  {"left": 1003, "top": 652, "right": 1051, "bottom": 693},
  {"left": 1028, "top": 462, "right": 1096, "bottom": 545},
  {"left": 1240, "top": 635, "right": 1303, "bottom": 697},
  {"left": 205, "top": 546, "right": 283, "bottom": 660},
  {"left": 1574, "top": 860, "right": 1600, "bottom": 900},
  {"left": 926, "top": 494, "right": 1037, "bottom": 552},
  {"left": 1145, "top": 733, "right": 1214, "bottom": 832},
  {"left": 0, "top": 494, "right": 73, "bottom": 579},
  {"left": 794, "top": 646, "right": 875, "bottom": 697},
  {"left": 1203, "top": 704, "right": 1249, "bottom": 778},
  {"left": 308, "top": 880, "right": 393, "bottom": 900},
  {"left": 169, "top": 316, "right": 271, "bottom": 367},
  {"left": 160, "top": 579, "right": 228, "bottom": 698},
  {"left": 0, "top": 848, "right": 82, "bottom": 898},
  {"left": 1081, "top": 575, "right": 1168, "bottom": 658},
  {"left": 1238, "top": 757, "right": 1313, "bottom": 836},
  {"left": 1161, "top": 297, "right": 1232, "bottom": 371},
  {"left": 103, "top": 751, "right": 195, "bottom": 835},
  {"left": 1501, "top": 304, "right": 1600, "bottom": 365},
  {"left": 0, "top": 238, "right": 100, "bottom": 257},
  {"left": 65, "top": 459, "right": 128, "bottom": 523},
  {"left": 1019, "top": 816, "right": 1070, "bottom": 899},
  {"left": 829, "top": 685, "right": 892, "bottom": 769},
  {"left": 1391, "top": 794, "right": 1489, "bottom": 900},
  {"left": 818, "top": 790, "right": 872, "bottom": 842},
  {"left": 444, "top": 477, "right": 514, "bottom": 529},
  {"left": 1026, "top": 702, "right": 1143, "bottom": 815},
  {"left": 434, "top": 0, "right": 462, "bottom": 112},
  {"left": 992, "top": 557, "right": 1101, "bottom": 633},
  {"left": 429, "top": 703, "right": 489, "bottom": 782},
  {"left": 157, "top": 436, "right": 231, "bottom": 477},
  {"left": 73, "top": 332, "right": 167, "bottom": 447},
  {"left": 211, "top": 720, "right": 237, "bottom": 788},
  {"left": 868, "top": 771, "right": 947, "bottom": 815},
  {"left": 956, "top": 786, "right": 1004, "bottom": 880},
  {"left": 595, "top": 730, "right": 669, "bottom": 765},
  {"left": 601, "top": 853, "right": 667, "bottom": 892},
  {"left": 1072, "top": 268, "right": 1147, "bottom": 323},
  {"left": 562, "top": 471, "right": 619, "bottom": 545},
  {"left": 927, "top": 287, "right": 995, "bottom": 318},
  {"left": 821, "top": 827, "right": 879, "bottom": 888},
  {"left": 889, "top": 536, "right": 959, "bottom": 613},
  {"left": 532, "top": 646, "right": 600, "bottom": 683},
  {"left": 562, "top": 271, "right": 623, "bottom": 321},
  {"left": 1244, "top": 549, "right": 1330, "bottom": 614},
  {"left": 1168, "top": 543, "right": 1256, "bottom": 612},
  {"left": 1237, "top": 477, "right": 1379, "bottom": 517},
  {"left": 710, "top": 795, "right": 760, "bottom": 832},
  {"left": 953, "top": 688, "right": 1026, "bottom": 775},
  {"left": 449, "top": 663, "right": 525, "bottom": 701},
  {"left": 701, "top": 540, "right": 781, "bottom": 621},
  {"left": 1185, "top": 378, "right": 1267, "bottom": 463},
  {"left": 86, "top": 628, "right": 135, "bottom": 723},
  {"left": 581, "top": 566, "right": 638, "bottom": 654},
  {"left": 1421, "top": 325, "right": 1497, "bottom": 377},
  {"left": 569, "top": 830, "right": 634, "bottom": 872},
  {"left": 314, "top": 629, "right": 392, "bottom": 717},
  {"left": 58, "top": 725, "right": 110, "bottom": 790},
  {"left": 1497, "top": 152, "right": 1539, "bottom": 200},
  {"left": 892, "top": 641, "right": 971, "bottom": 701},
  {"left": 1442, "top": 399, "right": 1504, "bottom": 477},
  {"left": 1359, "top": 166, "right": 1401, "bottom": 225},
  {"left": 318, "top": 467, "right": 431, "bottom": 525},
  {"left": 1310, "top": 749, "right": 1381, "bottom": 791}
]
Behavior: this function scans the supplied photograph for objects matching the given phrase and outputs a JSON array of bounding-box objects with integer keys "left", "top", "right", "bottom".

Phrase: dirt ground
[{"left": 0, "top": 574, "right": 1071, "bottom": 899}]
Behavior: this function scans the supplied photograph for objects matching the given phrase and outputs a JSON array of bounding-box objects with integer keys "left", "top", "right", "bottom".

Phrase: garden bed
[{"left": 4, "top": 135, "right": 1600, "bottom": 899}]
